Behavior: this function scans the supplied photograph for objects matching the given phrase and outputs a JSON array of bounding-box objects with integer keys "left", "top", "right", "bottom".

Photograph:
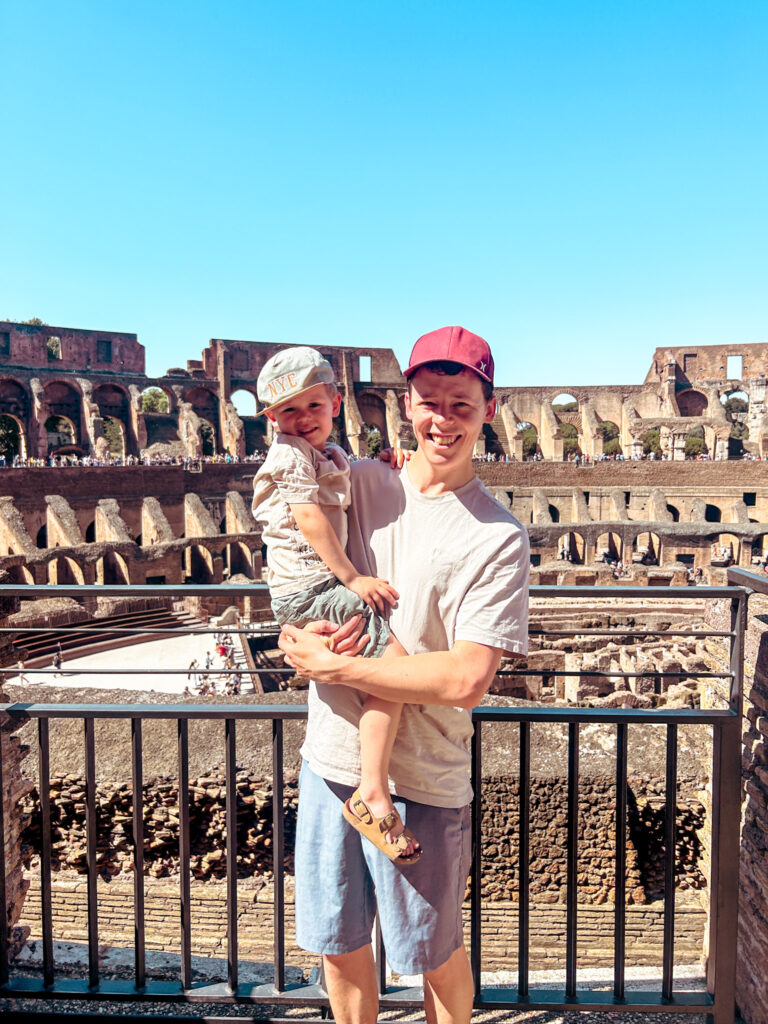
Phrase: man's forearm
[{"left": 322, "top": 642, "right": 502, "bottom": 710}]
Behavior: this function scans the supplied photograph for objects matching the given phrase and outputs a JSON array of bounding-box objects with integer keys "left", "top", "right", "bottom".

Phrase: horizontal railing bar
[
  {"left": 497, "top": 669, "right": 732, "bottom": 679},
  {"left": 0, "top": 975, "right": 715, "bottom": 1011},
  {"left": 4, "top": 667, "right": 292, "bottom": 675},
  {"left": 528, "top": 629, "right": 734, "bottom": 638},
  {"left": 0, "top": 582, "right": 747, "bottom": 600},
  {"left": 0, "top": 702, "right": 738, "bottom": 723},
  {"left": 0, "top": 626, "right": 279, "bottom": 636}
]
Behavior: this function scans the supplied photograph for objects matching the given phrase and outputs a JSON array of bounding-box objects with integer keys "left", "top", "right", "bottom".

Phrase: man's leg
[
  {"left": 423, "top": 945, "right": 473, "bottom": 1024},
  {"left": 323, "top": 945, "right": 378, "bottom": 1024}
]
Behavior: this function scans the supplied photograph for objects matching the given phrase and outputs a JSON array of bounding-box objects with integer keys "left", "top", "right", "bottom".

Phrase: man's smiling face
[{"left": 404, "top": 366, "right": 496, "bottom": 473}]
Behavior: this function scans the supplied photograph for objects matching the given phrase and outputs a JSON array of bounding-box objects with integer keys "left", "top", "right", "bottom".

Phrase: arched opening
[
  {"left": 552, "top": 393, "right": 579, "bottom": 412},
  {"left": 225, "top": 542, "right": 254, "bottom": 579},
  {"left": 684, "top": 426, "right": 707, "bottom": 459},
  {"left": 481, "top": 422, "right": 504, "bottom": 457},
  {"left": 356, "top": 393, "right": 389, "bottom": 449},
  {"left": 597, "top": 420, "right": 621, "bottom": 457},
  {"left": 97, "top": 551, "right": 130, "bottom": 585},
  {"left": 556, "top": 531, "right": 584, "bottom": 564},
  {"left": 5, "top": 564, "right": 33, "bottom": 584},
  {"left": 200, "top": 419, "right": 216, "bottom": 457},
  {"left": 45, "top": 415, "right": 76, "bottom": 453},
  {"left": 85, "top": 521, "right": 96, "bottom": 543},
  {"left": 595, "top": 531, "right": 622, "bottom": 563},
  {"left": 632, "top": 531, "right": 660, "bottom": 565},
  {"left": 364, "top": 424, "right": 381, "bottom": 457},
  {"left": 187, "top": 544, "right": 214, "bottom": 583},
  {"left": 641, "top": 428, "right": 661, "bottom": 458},
  {"left": 552, "top": 394, "right": 580, "bottom": 457},
  {"left": 141, "top": 387, "right": 170, "bottom": 414},
  {"left": 0, "top": 381, "right": 29, "bottom": 456},
  {"left": 677, "top": 389, "right": 708, "bottom": 417},
  {"left": 548, "top": 504, "right": 560, "bottom": 523},
  {"left": 710, "top": 534, "right": 739, "bottom": 567},
  {"left": 721, "top": 390, "right": 749, "bottom": 458},
  {"left": 705, "top": 503, "right": 722, "bottom": 523},
  {"left": 141, "top": 386, "right": 178, "bottom": 447},
  {"left": 44, "top": 381, "right": 82, "bottom": 446},
  {"left": 517, "top": 422, "right": 539, "bottom": 459},
  {"left": 49, "top": 556, "right": 84, "bottom": 585},
  {"left": 184, "top": 387, "right": 220, "bottom": 446},
  {"left": 231, "top": 388, "right": 265, "bottom": 454},
  {"left": 0, "top": 413, "right": 26, "bottom": 461},
  {"left": 36, "top": 524, "right": 48, "bottom": 549},
  {"left": 102, "top": 416, "right": 126, "bottom": 457},
  {"left": 666, "top": 503, "right": 680, "bottom": 522}
]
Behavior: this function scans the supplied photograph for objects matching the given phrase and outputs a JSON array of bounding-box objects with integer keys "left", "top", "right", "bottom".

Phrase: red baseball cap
[{"left": 404, "top": 325, "right": 494, "bottom": 384}]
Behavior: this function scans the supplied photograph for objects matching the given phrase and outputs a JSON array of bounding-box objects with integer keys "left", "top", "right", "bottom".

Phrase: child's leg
[{"left": 355, "top": 636, "right": 419, "bottom": 854}]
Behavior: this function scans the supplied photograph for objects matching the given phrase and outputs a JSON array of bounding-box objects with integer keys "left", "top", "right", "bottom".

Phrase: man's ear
[
  {"left": 404, "top": 391, "right": 413, "bottom": 422},
  {"left": 483, "top": 396, "right": 497, "bottom": 424}
]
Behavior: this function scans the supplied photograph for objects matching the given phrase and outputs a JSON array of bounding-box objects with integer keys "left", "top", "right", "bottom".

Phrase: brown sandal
[{"left": 342, "top": 789, "right": 422, "bottom": 865}]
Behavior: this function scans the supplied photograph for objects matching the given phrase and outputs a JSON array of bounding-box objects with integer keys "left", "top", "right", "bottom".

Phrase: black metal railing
[{"left": 0, "top": 579, "right": 751, "bottom": 1022}]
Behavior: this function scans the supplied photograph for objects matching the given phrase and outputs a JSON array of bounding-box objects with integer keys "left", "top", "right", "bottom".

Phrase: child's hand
[
  {"left": 348, "top": 575, "right": 399, "bottom": 615},
  {"left": 380, "top": 447, "right": 412, "bottom": 469}
]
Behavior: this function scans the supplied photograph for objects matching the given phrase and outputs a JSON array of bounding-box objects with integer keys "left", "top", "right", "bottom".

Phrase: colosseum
[{"left": 1, "top": 319, "right": 767, "bottom": 586}]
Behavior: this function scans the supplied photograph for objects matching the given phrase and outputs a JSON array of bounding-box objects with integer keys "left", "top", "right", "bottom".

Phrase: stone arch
[
  {"left": 4, "top": 563, "right": 33, "bottom": 584},
  {"left": 85, "top": 520, "right": 96, "bottom": 543},
  {"left": 641, "top": 428, "right": 661, "bottom": 458},
  {"left": 704, "top": 503, "right": 721, "bottom": 523},
  {"left": 49, "top": 556, "right": 85, "bottom": 585},
  {"left": 0, "top": 412, "right": 27, "bottom": 460},
  {"left": 597, "top": 420, "right": 621, "bottom": 456},
  {"left": 666, "top": 503, "right": 680, "bottom": 522},
  {"left": 720, "top": 389, "right": 750, "bottom": 458},
  {"left": 44, "top": 380, "right": 82, "bottom": 421},
  {"left": 632, "top": 531, "right": 660, "bottom": 565},
  {"left": 548, "top": 504, "right": 560, "bottom": 523},
  {"left": 684, "top": 425, "right": 707, "bottom": 459},
  {"left": 677, "top": 390, "right": 708, "bottom": 417},
  {"left": 44, "top": 415, "right": 77, "bottom": 454},
  {"left": 481, "top": 422, "right": 504, "bottom": 456},
  {"left": 551, "top": 394, "right": 581, "bottom": 457},
  {"left": 102, "top": 416, "right": 126, "bottom": 457},
  {"left": 557, "top": 531, "right": 584, "bottom": 564},
  {"left": 199, "top": 418, "right": 217, "bottom": 456},
  {"left": 187, "top": 544, "right": 214, "bottom": 583},
  {"left": 97, "top": 551, "right": 130, "bottom": 585},
  {"left": 94, "top": 384, "right": 132, "bottom": 455},
  {"left": 140, "top": 385, "right": 172, "bottom": 413},
  {"left": 225, "top": 541, "right": 254, "bottom": 579},
  {"left": 36, "top": 524, "right": 48, "bottom": 549},
  {"left": 517, "top": 422, "right": 539, "bottom": 459},
  {"left": 710, "top": 534, "right": 739, "bottom": 567},
  {"left": 595, "top": 531, "right": 622, "bottom": 562},
  {"left": 184, "top": 387, "right": 220, "bottom": 443},
  {"left": 231, "top": 388, "right": 266, "bottom": 454},
  {"left": 356, "top": 392, "right": 389, "bottom": 449}
]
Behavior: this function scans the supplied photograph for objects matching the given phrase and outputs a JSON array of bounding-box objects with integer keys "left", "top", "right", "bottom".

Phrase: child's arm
[{"left": 289, "top": 502, "right": 398, "bottom": 615}]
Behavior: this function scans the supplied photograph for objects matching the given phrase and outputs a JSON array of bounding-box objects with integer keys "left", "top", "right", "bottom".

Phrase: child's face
[{"left": 266, "top": 383, "right": 341, "bottom": 451}]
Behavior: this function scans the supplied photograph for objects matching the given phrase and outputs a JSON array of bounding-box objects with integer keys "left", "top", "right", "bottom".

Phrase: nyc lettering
[{"left": 268, "top": 372, "right": 298, "bottom": 399}]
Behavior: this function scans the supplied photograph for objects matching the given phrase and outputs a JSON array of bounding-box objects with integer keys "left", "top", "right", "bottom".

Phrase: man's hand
[
  {"left": 279, "top": 615, "right": 370, "bottom": 678},
  {"left": 348, "top": 575, "right": 398, "bottom": 615}
]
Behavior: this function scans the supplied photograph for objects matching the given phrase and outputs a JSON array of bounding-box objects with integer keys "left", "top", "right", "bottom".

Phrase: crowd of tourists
[
  {"left": 184, "top": 633, "right": 246, "bottom": 697},
  {"left": 0, "top": 451, "right": 268, "bottom": 469}
]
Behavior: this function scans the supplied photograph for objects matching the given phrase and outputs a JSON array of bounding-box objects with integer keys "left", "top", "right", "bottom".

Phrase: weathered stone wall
[{"left": 19, "top": 771, "right": 706, "bottom": 906}]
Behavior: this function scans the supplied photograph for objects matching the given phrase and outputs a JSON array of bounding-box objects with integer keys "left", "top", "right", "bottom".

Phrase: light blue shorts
[{"left": 294, "top": 761, "right": 471, "bottom": 975}]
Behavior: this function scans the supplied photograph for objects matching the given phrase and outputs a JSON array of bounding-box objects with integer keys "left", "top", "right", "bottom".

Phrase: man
[{"left": 279, "top": 326, "right": 530, "bottom": 1023}]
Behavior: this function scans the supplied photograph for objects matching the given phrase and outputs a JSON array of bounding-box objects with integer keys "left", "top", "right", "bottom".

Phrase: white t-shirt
[
  {"left": 252, "top": 434, "right": 350, "bottom": 597},
  {"left": 300, "top": 460, "right": 530, "bottom": 807}
]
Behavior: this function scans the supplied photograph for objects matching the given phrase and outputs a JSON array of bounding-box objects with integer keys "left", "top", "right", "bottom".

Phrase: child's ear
[
  {"left": 264, "top": 409, "right": 278, "bottom": 425},
  {"left": 331, "top": 392, "right": 342, "bottom": 416}
]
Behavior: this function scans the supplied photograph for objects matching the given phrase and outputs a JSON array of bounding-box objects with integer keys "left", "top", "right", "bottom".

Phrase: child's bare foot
[{"left": 356, "top": 787, "right": 420, "bottom": 858}]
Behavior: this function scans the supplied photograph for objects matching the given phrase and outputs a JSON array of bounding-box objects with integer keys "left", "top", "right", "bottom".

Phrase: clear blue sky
[{"left": 3, "top": 1, "right": 767, "bottom": 386}]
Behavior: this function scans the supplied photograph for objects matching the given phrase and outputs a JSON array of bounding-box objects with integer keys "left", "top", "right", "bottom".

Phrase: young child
[{"left": 252, "top": 346, "right": 420, "bottom": 863}]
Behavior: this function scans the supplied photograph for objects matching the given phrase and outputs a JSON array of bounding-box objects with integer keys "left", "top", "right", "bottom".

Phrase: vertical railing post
[
  {"left": 38, "top": 718, "right": 54, "bottom": 988},
  {"left": 131, "top": 716, "right": 145, "bottom": 990},
  {"left": 272, "top": 718, "right": 285, "bottom": 992},
  {"left": 177, "top": 718, "right": 191, "bottom": 990},
  {"left": 84, "top": 717, "right": 99, "bottom": 989},
  {"left": 470, "top": 721, "right": 482, "bottom": 1001},
  {"left": 662, "top": 724, "right": 678, "bottom": 1001},
  {"left": 565, "top": 722, "right": 579, "bottom": 999},
  {"left": 225, "top": 717, "right": 238, "bottom": 993},
  {"left": 518, "top": 721, "right": 530, "bottom": 998},
  {"left": 706, "top": 586, "right": 745, "bottom": 1022},
  {"left": 613, "top": 722, "right": 627, "bottom": 1001},
  {"left": 0, "top": 720, "right": 8, "bottom": 987}
]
